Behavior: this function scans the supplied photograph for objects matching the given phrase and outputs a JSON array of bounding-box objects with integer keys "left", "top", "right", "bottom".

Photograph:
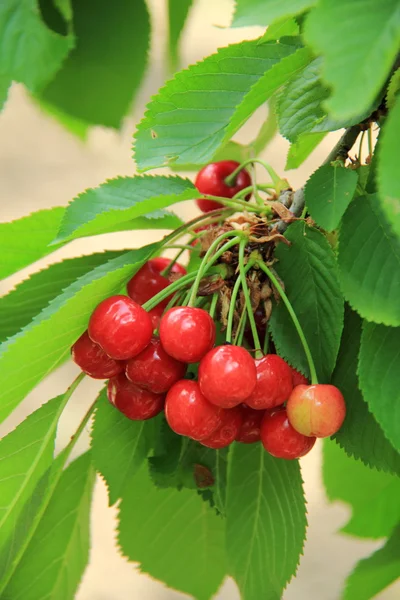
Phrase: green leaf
[
  {"left": 54, "top": 0, "right": 73, "bottom": 22},
  {"left": 332, "top": 307, "right": 400, "bottom": 475},
  {"left": 0, "top": 244, "right": 159, "bottom": 424},
  {"left": 258, "top": 17, "right": 299, "bottom": 43},
  {"left": 231, "top": 0, "right": 316, "bottom": 27},
  {"left": 304, "top": 0, "right": 400, "bottom": 120},
  {"left": 343, "top": 524, "right": 400, "bottom": 600},
  {"left": 386, "top": 68, "right": 400, "bottom": 110},
  {"left": 0, "top": 394, "right": 70, "bottom": 555},
  {"left": 55, "top": 175, "right": 194, "bottom": 243},
  {"left": 338, "top": 194, "right": 400, "bottom": 326},
  {"left": 359, "top": 322, "right": 400, "bottom": 454},
  {"left": 226, "top": 443, "right": 306, "bottom": 599},
  {"left": 378, "top": 95, "right": 400, "bottom": 238},
  {"left": 323, "top": 440, "right": 400, "bottom": 539},
  {"left": 285, "top": 132, "right": 326, "bottom": 170},
  {"left": 118, "top": 465, "right": 226, "bottom": 600},
  {"left": 195, "top": 445, "right": 229, "bottom": 516},
  {"left": 0, "top": 251, "right": 124, "bottom": 343},
  {"left": 0, "top": 73, "right": 10, "bottom": 111},
  {"left": 167, "top": 0, "right": 193, "bottom": 70},
  {"left": 37, "top": 0, "right": 150, "bottom": 128},
  {"left": 134, "top": 40, "right": 311, "bottom": 170},
  {"left": 3, "top": 452, "right": 95, "bottom": 600},
  {"left": 0, "top": 0, "right": 73, "bottom": 91},
  {"left": 91, "top": 391, "right": 153, "bottom": 505},
  {"left": 304, "top": 163, "right": 358, "bottom": 232},
  {"left": 269, "top": 221, "right": 344, "bottom": 381}
]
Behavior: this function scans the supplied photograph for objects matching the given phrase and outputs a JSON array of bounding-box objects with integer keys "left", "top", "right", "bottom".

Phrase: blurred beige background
[{"left": 0, "top": 1, "right": 398, "bottom": 598}]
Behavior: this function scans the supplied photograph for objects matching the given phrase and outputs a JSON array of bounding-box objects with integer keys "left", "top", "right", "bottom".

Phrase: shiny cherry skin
[
  {"left": 260, "top": 408, "right": 316, "bottom": 460},
  {"left": 198, "top": 345, "right": 257, "bottom": 408},
  {"left": 127, "top": 262, "right": 170, "bottom": 308},
  {"left": 71, "top": 331, "right": 124, "bottom": 379},
  {"left": 165, "top": 379, "right": 223, "bottom": 440},
  {"left": 201, "top": 406, "right": 243, "bottom": 449},
  {"left": 159, "top": 307, "right": 216, "bottom": 363},
  {"left": 148, "top": 304, "right": 164, "bottom": 330},
  {"left": 107, "top": 374, "right": 164, "bottom": 420},
  {"left": 235, "top": 405, "right": 264, "bottom": 444},
  {"left": 149, "top": 256, "right": 187, "bottom": 276},
  {"left": 195, "top": 161, "right": 252, "bottom": 213},
  {"left": 286, "top": 384, "right": 346, "bottom": 438},
  {"left": 126, "top": 336, "right": 187, "bottom": 394},
  {"left": 246, "top": 354, "right": 293, "bottom": 410},
  {"left": 88, "top": 295, "right": 152, "bottom": 360},
  {"left": 291, "top": 367, "right": 309, "bottom": 387}
]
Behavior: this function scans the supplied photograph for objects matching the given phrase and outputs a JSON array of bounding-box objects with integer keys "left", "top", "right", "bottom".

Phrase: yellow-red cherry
[
  {"left": 165, "top": 379, "right": 223, "bottom": 440},
  {"left": 201, "top": 406, "right": 243, "bottom": 449},
  {"left": 246, "top": 354, "right": 293, "bottom": 410},
  {"left": 198, "top": 345, "right": 257, "bottom": 408},
  {"left": 107, "top": 374, "right": 164, "bottom": 420},
  {"left": 235, "top": 405, "right": 265, "bottom": 444},
  {"left": 71, "top": 330, "right": 124, "bottom": 379},
  {"left": 195, "top": 160, "right": 251, "bottom": 213},
  {"left": 126, "top": 336, "right": 187, "bottom": 394},
  {"left": 260, "top": 408, "right": 316, "bottom": 460},
  {"left": 286, "top": 384, "right": 346, "bottom": 438},
  {"left": 159, "top": 306, "right": 216, "bottom": 363},
  {"left": 88, "top": 295, "right": 152, "bottom": 360}
]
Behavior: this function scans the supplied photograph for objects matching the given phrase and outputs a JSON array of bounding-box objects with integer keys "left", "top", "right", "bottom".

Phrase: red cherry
[
  {"left": 149, "top": 256, "right": 187, "bottom": 276},
  {"left": 148, "top": 304, "right": 164, "bottom": 330},
  {"left": 159, "top": 307, "right": 216, "bottom": 363},
  {"left": 286, "top": 384, "right": 346, "bottom": 438},
  {"left": 201, "top": 406, "right": 243, "bottom": 449},
  {"left": 71, "top": 331, "right": 124, "bottom": 379},
  {"left": 260, "top": 408, "right": 316, "bottom": 459},
  {"left": 235, "top": 405, "right": 264, "bottom": 444},
  {"left": 126, "top": 336, "right": 187, "bottom": 394},
  {"left": 165, "top": 379, "right": 223, "bottom": 440},
  {"left": 246, "top": 354, "right": 293, "bottom": 410},
  {"left": 291, "top": 367, "right": 309, "bottom": 387},
  {"left": 195, "top": 161, "right": 252, "bottom": 213},
  {"left": 107, "top": 374, "right": 164, "bottom": 420},
  {"left": 88, "top": 295, "right": 152, "bottom": 360},
  {"left": 198, "top": 345, "right": 257, "bottom": 408},
  {"left": 127, "top": 262, "right": 170, "bottom": 307}
]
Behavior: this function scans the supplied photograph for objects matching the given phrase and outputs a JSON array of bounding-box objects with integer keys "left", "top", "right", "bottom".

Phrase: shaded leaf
[
  {"left": 231, "top": 0, "right": 316, "bottom": 27},
  {"left": 167, "top": 0, "right": 193, "bottom": 70},
  {"left": 378, "top": 95, "right": 400, "bottom": 238},
  {"left": 386, "top": 68, "right": 400, "bottom": 110},
  {"left": 285, "top": 132, "right": 326, "bottom": 170},
  {"left": 258, "top": 17, "right": 299, "bottom": 43}
]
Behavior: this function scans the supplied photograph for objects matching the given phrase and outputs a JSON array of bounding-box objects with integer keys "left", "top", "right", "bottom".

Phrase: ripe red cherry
[
  {"left": 148, "top": 304, "right": 164, "bottom": 330},
  {"left": 195, "top": 161, "right": 252, "bottom": 213},
  {"left": 107, "top": 374, "right": 164, "bottom": 420},
  {"left": 88, "top": 295, "right": 152, "bottom": 360},
  {"left": 126, "top": 336, "right": 187, "bottom": 394},
  {"left": 291, "top": 367, "right": 309, "bottom": 387},
  {"left": 149, "top": 256, "right": 187, "bottom": 276},
  {"left": 235, "top": 406, "right": 264, "bottom": 444},
  {"left": 165, "top": 379, "right": 223, "bottom": 440},
  {"left": 286, "top": 384, "right": 346, "bottom": 438},
  {"left": 201, "top": 406, "right": 243, "bottom": 449},
  {"left": 71, "top": 331, "right": 125, "bottom": 379},
  {"left": 260, "top": 408, "right": 316, "bottom": 460},
  {"left": 198, "top": 345, "right": 257, "bottom": 408},
  {"left": 159, "top": 307, "right": 216, "bottom": 363},
  {"left": 127, "top": 262, "right": 170, "bottom": 307},
  {"left": 246, "top": 354, "right": 293, "bottom": 410}
]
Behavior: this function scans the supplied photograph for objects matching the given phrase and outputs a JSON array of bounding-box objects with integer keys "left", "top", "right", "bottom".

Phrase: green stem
[
  {"left": 233, "top": 304, "right": 248, "bottom": 346},
  {"left": 209, "top": 293, "right": 219, "bottom": 319},
  {"left": 202, "top": 194, "right": 264, "bottom": 213},
  {"left": 143, "top": 272, "right": 197, "bottom": 311},
  {"left": 225, "top": 158, "right": 281, "bottom": 187},
  {"left": 368, "top": 123, "right": 373, "bottom": 158},
  {"left": 226, "top": 261, "right": 253, "bottom": 343},
  {"left": 160, "top": 247, "right": 187, "bottom": 276},
  {"left": 257, "top": 261, "right": 318, "bottom": 383},
  {"left": 238, "top": 240, "right": 262, "bottom": 357}
]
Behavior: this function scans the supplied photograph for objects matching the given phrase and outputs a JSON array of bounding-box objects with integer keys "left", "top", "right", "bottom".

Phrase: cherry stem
[
  {"left": 233, "top": 303, "right": 247, "bottom": 345},
  {"left": 368, "top": 123, "right": 373, "bottom": 158},
  {"left": 188, "top": 231, "right": 243, "bottom": 307},
  {"left": 238, "top": 240, "right": 262, "bottom": 357},
  {"left": 209, "top": 293, "right": 218, "bottom": 319},
  {"left": 224, "top": 158, "right": 281, "bottom": 187},
  {"left": 257, "top": 261, "right": 318, "bottom": 384},
  {"left": 160, "top": 247, "right": 187, "bottom": 277},
  {"left": 226, "top": 260, "right": 253, "bottom": 343},
  {"left": 143, "top": 272, "right": 198, "bottom": 311},
  {"left": 202, "top": 193, "right": 267, "bottom": 214},
  {"left": 158, "top": 208, "right": 232, "bottom": 252}
]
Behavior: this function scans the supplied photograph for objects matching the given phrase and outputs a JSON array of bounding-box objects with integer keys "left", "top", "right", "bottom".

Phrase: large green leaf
[
  {"left": 226, "top": 443, "right": 306, "bottom": 599},
  {"left": 304, "top": 0, "right": 400, "bottom": 120},
  {"left": 91, "top": 390, "right": 153, "bottom": 505},
  {"left": 134, "top": 40, "right": 311, "bottom": 170},
  {"left": 343, "top": 524, "right": 400, "bottom": 600},
  {"left": 258, "top": 17, "right": 299, "bottom": 43},
  {"left": 338, "top": 194, "right": 400, "bottom": 327},
  {"left": 3, "top": 452, "right": 95, "bottom": 600},
  {"left": 323, "top": 440, "right": 400, "bottom": 539},
  {"left": 0, "top": 73, "right": 10, "bottom": 111},
  {"left": 359, "top": 322, "right": 400, "bottom": 454},
  {"left": 167, "top": 0, "right": 193, "bottom": 70},
  {"left": 304, "top": 163, "right": 358, "bottom": 232},
  {"left": 0, "top": 0, "right": 73, "bottom": 91},
  {"left": 231, "top": 0, "right": 316, "bottom": 27},
  {"left": 378, "top": 95, "right": 400, "bottom": 238},
  {"left": 54, "top": 175, "right": 192, "bottom": 243},
  {"left": 118, "top": 465, "right": 226, "bottom": 600},
  {"left": 269, "top": 221, "right": 344, "bottom": 381},
  {"left": 0, "top": 244, "right": 159, "bottom": 424},
  {"left": 285, "top": 131, "right": 326, "bottom": 170},
  {"left": 332, "top": 308, "right": 400, "bottom": 475},
  {"left": 37, "top": 0, "right": 150, "bottom": 128}
]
